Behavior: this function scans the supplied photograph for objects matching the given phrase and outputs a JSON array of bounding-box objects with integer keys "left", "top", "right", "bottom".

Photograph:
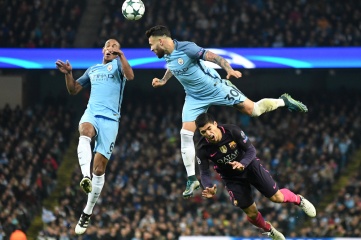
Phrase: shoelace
[{"left": 79, "top": 214, "right": 91, "bottom": 227}]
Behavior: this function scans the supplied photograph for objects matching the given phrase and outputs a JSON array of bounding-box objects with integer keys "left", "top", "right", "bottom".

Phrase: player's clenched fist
[{"left": 152, "top": 78, "right": 166, "bottom": 88}]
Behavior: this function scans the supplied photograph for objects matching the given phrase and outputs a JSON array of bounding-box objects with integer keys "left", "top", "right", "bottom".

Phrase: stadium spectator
[
  {"left": 31, "top": 90, "right": 361, "bottom": 238},
  {"left": 0, "top": 0, "right": 86, "bottom": 47},
  {"left": 95, "top": 0, "right": 361, "bottom": 48},
  {"left": 0, "top": 101, "right": 76, "bottom": 238}
]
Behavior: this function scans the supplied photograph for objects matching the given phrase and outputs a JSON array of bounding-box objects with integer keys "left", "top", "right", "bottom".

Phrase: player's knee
[
  {"left": 269, "top": 191, "right": 284, "bottom": 203},
  {"left": 79, "top": 123, "right": 96, "bottom": 137},
  {"left": 251, "top": 102, "right": 261, "bottom": 117},
  {"left": 180, "top": 129, "right": 194, "bottom": 147},
  {"left": 180, "top": 128, "right": 194, "bottom": 136}
]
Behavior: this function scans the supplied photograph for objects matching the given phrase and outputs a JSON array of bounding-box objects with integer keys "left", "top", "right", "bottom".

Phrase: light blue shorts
[
  {"left": 79, "top": 109, "right": 119, "bottom": 160},
  {"left": 182, "top": 79, "right": 247, "bottom": 122}
]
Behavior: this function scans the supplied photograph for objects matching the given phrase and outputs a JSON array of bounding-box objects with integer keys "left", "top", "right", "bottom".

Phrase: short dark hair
[
  {"left": 195, "top": 113, "right": 215, "bottom": 129},
  {"left": 145, "top": 25, "right": 171, "bottom": 38}
]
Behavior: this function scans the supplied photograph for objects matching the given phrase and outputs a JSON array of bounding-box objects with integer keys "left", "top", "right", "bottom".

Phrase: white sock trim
[
  {"left": 180, "top": 128, "right": 195, "bottom": 177},
  {"left": 180, "top": 128, "right": 194, "bottom": 136},
  {"left": 78, "top": 136, "right": 92, "bottom": 178},
  {"left": 251, "top": 98, "right": 284, "bottom": 117},
  {"left": 83, "top": 173, "right": 105, "bottom": 215}
]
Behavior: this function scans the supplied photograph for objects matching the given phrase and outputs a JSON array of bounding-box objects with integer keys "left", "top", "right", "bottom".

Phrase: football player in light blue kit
[
  {"left": 146, "top": 25, "right": 308, "bottom": 199},
  {"left": 55, "top": 39, "right": 134, "bottom": 234}
]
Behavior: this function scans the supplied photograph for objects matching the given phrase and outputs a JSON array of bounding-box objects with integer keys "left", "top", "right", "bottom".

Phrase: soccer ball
[{"left": 122, "top": 0, "right": 145, "bottom": 21}]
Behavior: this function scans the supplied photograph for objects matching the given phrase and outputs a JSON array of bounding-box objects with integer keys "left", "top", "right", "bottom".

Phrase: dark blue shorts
[{"left": 223, "top": 158, "right": 278, "bottom": 209}]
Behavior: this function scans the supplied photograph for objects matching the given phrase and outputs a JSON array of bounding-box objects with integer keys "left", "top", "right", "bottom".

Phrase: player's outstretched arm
[
  {"left": 204, "top": 51, "right": 242, "bottom": 80},
  {"left": 55, "top": 59, "right": 83, "bottom": 95},
  {"left": 115, "top": 50, "right": 134, "bottom": 80},
  {"left": 202, "top": 184, "right": 217, "bottom": 198},
  {"left": 152, "top": 68, "right": 173, "bottom": 88}
]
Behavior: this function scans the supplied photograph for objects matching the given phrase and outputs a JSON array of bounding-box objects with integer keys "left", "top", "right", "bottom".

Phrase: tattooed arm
[
  {"left": 152, "top": 68, "right": 173, "bottom": 88},
  {"left": 204, "top": 51, "right": 242, "bottom": 80}
]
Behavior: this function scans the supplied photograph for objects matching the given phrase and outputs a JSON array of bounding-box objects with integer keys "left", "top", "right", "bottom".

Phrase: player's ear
[{"left": 213, "top": 121, "right": 218, "bottom": 127}]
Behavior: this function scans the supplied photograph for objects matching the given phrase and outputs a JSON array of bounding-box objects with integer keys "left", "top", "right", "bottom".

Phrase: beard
[{"left": 155, "top": 48, "right": 165, "bottom": 58}]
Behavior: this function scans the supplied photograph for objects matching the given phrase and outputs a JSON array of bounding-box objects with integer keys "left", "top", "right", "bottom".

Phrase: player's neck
[{"left": 165, "top": 39, "right": 175, "bottom": 55}]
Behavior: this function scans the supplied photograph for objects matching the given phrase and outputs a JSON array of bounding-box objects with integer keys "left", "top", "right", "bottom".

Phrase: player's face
[
  {"left": 199, "top": 121, "right": 222, "bottom": 143},
  {"left": 102, "top": 39, "right": 120, "bottom": 62},
  {"left": 149, "top": 36, "right": 165, "bottom": 58}
]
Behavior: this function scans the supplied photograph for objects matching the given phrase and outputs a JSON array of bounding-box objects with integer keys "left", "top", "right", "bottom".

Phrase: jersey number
[{"left": 224, "top": 81, "right": 243, "bottom": 101}]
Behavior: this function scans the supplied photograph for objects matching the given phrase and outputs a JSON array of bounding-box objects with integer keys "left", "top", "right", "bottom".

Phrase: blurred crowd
[
  {"left": 0, "top": 102, "right": 75, "bottom": 239},
  {"left": 0, "top": 0, "right": 86, "bottom": 48},
  {"left": 95, "top": 0, "right": 361, "bottom": 48},
  {"left": 4, "top": 90, "right": 353, "bottom": 239},
  {"left": 1, "top": 0, "right": 360, "bottom": 48}
]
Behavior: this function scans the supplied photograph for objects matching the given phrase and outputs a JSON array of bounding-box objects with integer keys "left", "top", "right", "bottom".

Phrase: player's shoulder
[
  {"left": 195, "top": 136, "right": 209, "bottom": 152},
  {"left": 219, "top": 123, "right": 242, "bottom": 133},
  {"left": 175, "top": 39, "right": 198, "bottom": 51}
]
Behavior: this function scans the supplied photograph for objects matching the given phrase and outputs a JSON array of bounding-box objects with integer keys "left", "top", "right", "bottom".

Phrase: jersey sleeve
[
  {"left": 116, "top": 57, "right": 127, "bottom": 80},
  {"left": 178, "top": 41, "right": 207, "bottom": 60},
  {"left": 230, "top": 126, "right": 256, "bottom": 168},
  {"left": 76, "top": 68, "right": 91, "bottom": 88},
  {"left": 196, "top": 147, "right": 213, "bottom": 188}
]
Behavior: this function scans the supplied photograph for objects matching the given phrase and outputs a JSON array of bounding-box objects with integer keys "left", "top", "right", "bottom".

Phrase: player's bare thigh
[
  {"left": 79, "top": 122, "right": 96, "bottom": 138},
  {"left": 182, "top": 121, "right": 197, "bottom": 132},
  {"left": 233, "top": 98, "right": 254, "bottom": 116}
]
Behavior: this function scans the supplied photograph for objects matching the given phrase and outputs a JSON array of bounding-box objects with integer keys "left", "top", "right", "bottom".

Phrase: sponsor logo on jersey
[
  {"left": 210, "top": 152, "right": 217, "bottom": 157},
  {"left": 177, "top": 58, "right": 184, "bottom": 65},
  {"left": 216, "top": 149, "right": 239, "bottom": 164},
  {"left": 107, "top": 64, "right": 113, "bottom": 71},
  {"left": 219, "top": 145, "right": 227, "bottom": 153},
  {"left": 229, "top": 141, "right": 237, "bottom": 149}
]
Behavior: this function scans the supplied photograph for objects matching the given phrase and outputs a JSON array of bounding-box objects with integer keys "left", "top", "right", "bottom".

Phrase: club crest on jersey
[
  {"left": 233, "top": 200, "right": 238, "bottom": 206},
  {"left": 177, "top": 58, "right": 184, "bottom": 65},
  {"left": 219, "top": 145, "right": 227, "bottom": 153},
  {"left": 229, "top": 141, "right": 237, "bottom": 149},
  {"left": 107, "top": 64, "right": 113, "bottom": 71}
]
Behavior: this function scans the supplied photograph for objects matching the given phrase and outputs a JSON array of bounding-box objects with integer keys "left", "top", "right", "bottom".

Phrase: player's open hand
[
  {"left": 202, "top": 184, "right": 217, "bottom": 198},
  {"left": 226, "top": 70, "right": 242, "bottom": 80},
  {"left": 152, "top": 78, "right": 166, "bottom": 88},
  {"left": 111, "top": 49, "right": 123, "bottom": 57},
  {"left": 229, "top": 161, "right": 245, "bottom": 171},
  {"left": 55, "top": 60, "right": 72, "bottom": 74}
]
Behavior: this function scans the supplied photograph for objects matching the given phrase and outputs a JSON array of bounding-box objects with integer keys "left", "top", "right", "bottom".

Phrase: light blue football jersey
[
  {"left": 164, "top": 40, "right": 221, "bottom": 97},
  {"left": 76, "top": 58, "right": 126, "bottom": 121}
]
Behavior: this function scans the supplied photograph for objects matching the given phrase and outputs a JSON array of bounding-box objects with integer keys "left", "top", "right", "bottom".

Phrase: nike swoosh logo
[
  {"left": 273, "top": 183, "right": 277, "bottom": 189},
  {"left": 210, "top": 152, "right": 217, "bottom": 157}
]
